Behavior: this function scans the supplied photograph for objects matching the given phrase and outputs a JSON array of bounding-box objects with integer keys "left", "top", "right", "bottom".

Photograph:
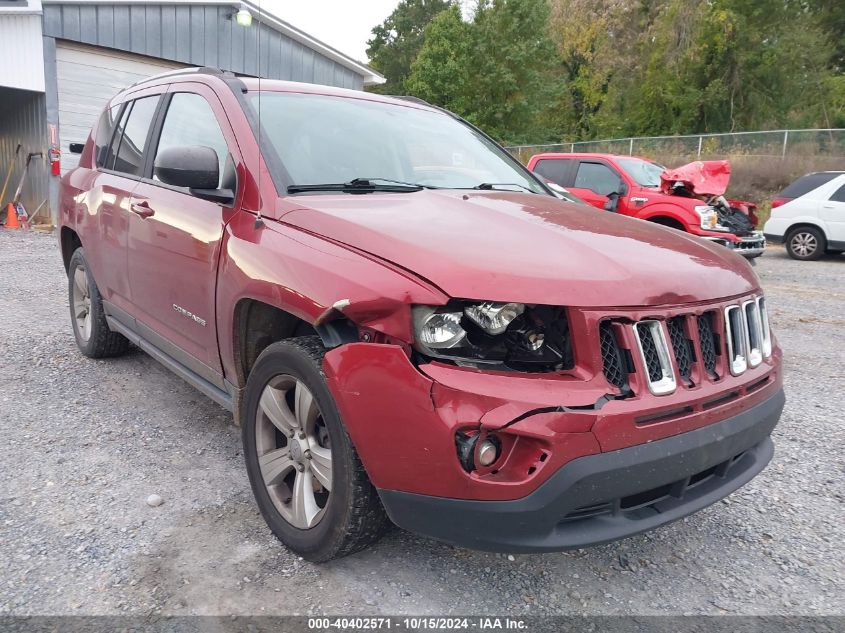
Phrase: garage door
[{"left": 57, "top": 41, "right": 185, "bottom": 174}]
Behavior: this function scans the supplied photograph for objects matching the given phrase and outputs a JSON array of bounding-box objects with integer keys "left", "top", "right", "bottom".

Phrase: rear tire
[
  {"left": 68, "top": 248, "right": 130, "bottom": 358},
  {"left": 242, "top": 337, "right": 389, "bottom": 561},
  {"left": 785, "top": 227, "right": 825, "bottom": 261}
]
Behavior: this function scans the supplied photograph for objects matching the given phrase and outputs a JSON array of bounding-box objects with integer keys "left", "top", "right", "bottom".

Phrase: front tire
[
  {"left": 785, "top": 227, "right": 825, "bottom": 261},
  {"left": 68, "top": 248, "right": 130, "bottom": 358},
  {"left": 242, "top": 337, "right": 389, "bottom": 561}
]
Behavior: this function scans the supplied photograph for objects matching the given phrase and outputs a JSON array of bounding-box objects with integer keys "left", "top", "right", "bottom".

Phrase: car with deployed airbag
[{"left": 58, "top": 68, "right": 784, "bottom": 561}]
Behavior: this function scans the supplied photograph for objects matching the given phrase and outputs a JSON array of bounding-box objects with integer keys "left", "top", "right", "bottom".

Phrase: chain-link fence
[{"left": 506, "top": 129, "right": 845, "bottom": 164}]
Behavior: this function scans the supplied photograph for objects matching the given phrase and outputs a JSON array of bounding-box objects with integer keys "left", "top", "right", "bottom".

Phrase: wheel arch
[
  {"left": 784, "top": 221, "right": 827, "bottom": 240},
  {"left": 231, "top": 297, "right": 358, "bottom": 388},
  {"left": 645, "top": 214, "right": 687, "bottom": 231},
  {"left": 60, "top": 226, "right": 83, "bottom": 272}
]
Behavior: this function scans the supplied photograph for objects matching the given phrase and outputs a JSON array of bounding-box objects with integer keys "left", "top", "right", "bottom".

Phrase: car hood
[
  {"left": 279, "top": 190, "right": 759, "bottom": 307},
  {"left": 660, "top": 160, "right": 731, "bottom": 196}
]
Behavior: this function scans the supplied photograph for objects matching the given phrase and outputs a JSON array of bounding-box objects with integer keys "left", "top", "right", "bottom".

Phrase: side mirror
[
  {"left": 69, "top": 142, "right": 85, "bottom": 155},
  {"left": 154, "top": 145, "right": 220, "bottom": 190},
  {"left": 603, "top": 192, "right": 620, "bottom": 212}
]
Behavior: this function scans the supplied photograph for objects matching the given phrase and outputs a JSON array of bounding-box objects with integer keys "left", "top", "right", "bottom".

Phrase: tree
[
  {"left": 407, "top": 0, "right": 563, "bottom": 143},
  {"left": 366, "top": 0, "right": 452, "bottom": 94},
  {"left": 404, "top": 5, "right": 473, "bottom": 111}
]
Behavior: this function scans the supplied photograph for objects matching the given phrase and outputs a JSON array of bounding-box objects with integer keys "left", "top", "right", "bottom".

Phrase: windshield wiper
[
  {"left": 472, "top": 182, "right": 535, "bottom": 193},
  {"left": 287, "top": 178, "right": 430, "bottom": 194}
]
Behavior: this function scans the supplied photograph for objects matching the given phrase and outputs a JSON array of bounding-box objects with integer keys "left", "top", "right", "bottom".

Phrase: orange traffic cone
[{"left": 4, "top": 202, "right": 20, "bottom": 229}]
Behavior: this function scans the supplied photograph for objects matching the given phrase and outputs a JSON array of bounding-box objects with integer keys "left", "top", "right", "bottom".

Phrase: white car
[{"left": 764, "top": 172, "right": 845, "bottom": 260}]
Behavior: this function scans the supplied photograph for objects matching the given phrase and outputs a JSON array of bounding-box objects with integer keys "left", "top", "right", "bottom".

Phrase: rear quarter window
[
  {"left": 830, "top": 184, "right": 845, "bottom": 203},
  {"left": 779, "top": 172, "right": 843, "bottom": 199}
]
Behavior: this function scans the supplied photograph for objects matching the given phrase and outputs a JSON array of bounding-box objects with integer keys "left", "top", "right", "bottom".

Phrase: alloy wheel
[
  {"left": 790, "top": 232, "right": 817, "bottom": 258},
  {"left": 254, "top": 374, "right": 333, "bottom": 529},
  {"left": 72, "top": 265, "right": 92, "bottom": 342}
]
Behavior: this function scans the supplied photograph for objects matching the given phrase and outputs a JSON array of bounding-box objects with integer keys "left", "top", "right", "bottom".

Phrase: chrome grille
[
  {"left": 724, "top": 298, "right": 771, "bottom": 375},
  {"left": 594, "top": 296, "right": 770, "bottom": 393},
  {"left": 757, "top": 297, "right": 772, "bottom": 358},
  {"left": 633, "top": 321, "right": 676, "bottom": 395},
  {"left": 743, "top": 300, "right": 763, "bottom": 367}
]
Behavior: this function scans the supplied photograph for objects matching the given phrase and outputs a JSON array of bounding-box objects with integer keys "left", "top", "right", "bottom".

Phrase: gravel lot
[{"left": 0, "top": 230, "right": 842, "bottom": 617}]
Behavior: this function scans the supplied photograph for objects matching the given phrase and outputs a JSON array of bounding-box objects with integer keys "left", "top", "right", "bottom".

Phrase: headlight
[
  {"left": 417, "top": 311, "right": 466, "bottom": 349},
  {"left": 412, "top": 303, "right": 574, "bottom": 373},
  {"left": 695, "top": 205, "right": 718, "bottom": 230},
  {"left": 695, "top": 205, "right": 728, "bottom": 232},
  {"left": 464, "top": 302, "right": 524, "bottom": 334}
]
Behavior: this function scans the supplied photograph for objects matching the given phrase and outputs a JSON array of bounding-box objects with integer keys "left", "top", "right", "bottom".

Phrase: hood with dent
[
  {"left": 280, "top": 190, "right": 758, "bottom": 307},
  {"left": 660, "top": 160, "right": 731, "bottom": 196}
]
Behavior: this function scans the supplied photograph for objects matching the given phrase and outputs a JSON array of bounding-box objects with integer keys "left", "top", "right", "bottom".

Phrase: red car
[
  {"left": 527, "top": 153, "right": 766, "bottom": 258},
  {"left": 59, "top": 69, "right": 784, "bottom": 561}
]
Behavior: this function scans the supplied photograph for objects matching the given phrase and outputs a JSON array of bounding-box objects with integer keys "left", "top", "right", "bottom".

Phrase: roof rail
[
  {"left": 389, "top": 95, "right": 435, "bottom": 108},
  {"left": 126, "top": 66, "right": 247, "bottom": 93}
]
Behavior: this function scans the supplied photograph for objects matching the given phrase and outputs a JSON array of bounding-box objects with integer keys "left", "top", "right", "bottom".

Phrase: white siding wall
[
  {"left": 0, "top": 14, "right": 46, "bottom": 92},
  {"left": 56, "top": 41, "right": 185, "bottom": 173}
]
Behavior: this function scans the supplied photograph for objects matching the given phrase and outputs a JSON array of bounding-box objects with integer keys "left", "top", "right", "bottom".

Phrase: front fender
[
  {"left": 637, "top": 203, "right": 696, "bottom": 227},
  {"left": 215, "top": 211, "right": 448, "bottom": 382}
]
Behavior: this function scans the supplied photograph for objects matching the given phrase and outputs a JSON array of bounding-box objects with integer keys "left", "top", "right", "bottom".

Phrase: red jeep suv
[
  {"left": 528, "top": 153, "right": 766, "bottom": 258},
  {"left": 59, "top": 69, "right": 784, "bottom": 561}
]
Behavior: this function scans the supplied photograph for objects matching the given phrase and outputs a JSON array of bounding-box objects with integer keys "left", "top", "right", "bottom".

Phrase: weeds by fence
[{"left": 506, "top": 129, "right": 845, "bottom": 165}]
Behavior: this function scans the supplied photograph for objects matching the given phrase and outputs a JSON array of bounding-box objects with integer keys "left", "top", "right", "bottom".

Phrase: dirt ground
[{"left": 1, "top": 230, "right": 842, "bottom": 617}]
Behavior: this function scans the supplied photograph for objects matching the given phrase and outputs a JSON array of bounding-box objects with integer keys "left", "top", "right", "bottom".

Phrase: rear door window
[
  {"left": 574, "top": 161, "right": 623, "bottom": 196},
  {"left": 779, "top": 172, "right": 843, "bottom": 199},
  {"left": 107, "top": 96, "right": 160, "bottom": 176},
  {"left": 94, "top": 105, "right": 122, "bottom": 168},
  {"left": 533, "top": 158, "right": 574, "bottom": 186}
]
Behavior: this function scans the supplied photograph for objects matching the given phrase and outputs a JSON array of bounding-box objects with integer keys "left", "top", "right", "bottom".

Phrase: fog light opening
[
  {"left": 455, "top": 432, "right": 502, "bottom": 472},
  {"left": 476, "top": 435, "right": 501, "bottom": 468}
]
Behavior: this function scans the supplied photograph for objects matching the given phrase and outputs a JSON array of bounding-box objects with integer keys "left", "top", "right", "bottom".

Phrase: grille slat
[
  {"left": 633, "top": 321, "right": 677, "bottom": 395},
  {"left": 599, "top": 321, "right": 627, "bottom": 389}
]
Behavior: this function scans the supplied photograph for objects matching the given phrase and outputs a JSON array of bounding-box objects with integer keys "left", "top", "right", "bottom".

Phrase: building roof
[{"left": 42, "top": 0, "right": 385, "bottom": 85}]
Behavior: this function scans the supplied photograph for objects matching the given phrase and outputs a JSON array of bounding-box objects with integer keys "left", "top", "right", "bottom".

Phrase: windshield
[
  {"left": 617, "top": 157, "right": 665, "bottom": 187},
  {"left": 249, "top": 92, "right": 547, "bottom": 194}
]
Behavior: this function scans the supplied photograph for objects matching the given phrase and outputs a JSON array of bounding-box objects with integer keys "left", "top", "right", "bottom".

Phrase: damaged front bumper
[
  {"left": 380, "top": 389, "right": 782, "bottom": 552},
  {"left": 702, "top": 231, "right": 766, "bottom": 258},
  {"left": 322, "top": 342, "right": 783, "bottom": 552}
]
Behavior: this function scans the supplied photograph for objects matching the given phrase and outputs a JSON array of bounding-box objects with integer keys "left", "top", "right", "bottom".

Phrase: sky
[{"left": 260, "top": 0, "right": 402, "bottom": 63}]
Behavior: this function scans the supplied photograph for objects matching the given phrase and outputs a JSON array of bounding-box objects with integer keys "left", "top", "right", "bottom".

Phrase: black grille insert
[
  {"left": 697, "top": 311, "right": 718, "bottom": 377},
  {"left": 668, "top": 316, "right": 693, "bottom": 385},
  {"left": 599, "top": 321, "right": 627, "bottom": 389},
  {"left": 637, "top": 325, "right": 663, "bottom": 383}
]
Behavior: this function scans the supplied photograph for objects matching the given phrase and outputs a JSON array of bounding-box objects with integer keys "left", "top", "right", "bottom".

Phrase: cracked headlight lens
[{"left": 464, "top": 302, "right": 525, "bottom": 335}]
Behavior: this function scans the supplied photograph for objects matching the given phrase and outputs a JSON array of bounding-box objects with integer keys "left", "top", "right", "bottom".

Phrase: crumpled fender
[{"left": 660, "top": 160, "right": 730, "bottom": 196}]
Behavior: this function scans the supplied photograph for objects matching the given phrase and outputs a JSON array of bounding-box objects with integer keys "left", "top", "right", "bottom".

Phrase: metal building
[{"left": 0, "top": 0, "right": 384, "bottom": 225}]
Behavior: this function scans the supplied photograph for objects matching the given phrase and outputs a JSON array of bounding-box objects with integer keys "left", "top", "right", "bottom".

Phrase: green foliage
[
  {"left": 366, "top": 0, "right": 452, "bottom": 94},
  {"left": 369, "top": 0, "right": 843, "bottom": 143},
  {"left": 407, "top": 0, "right": 563, "bottom": 143}
]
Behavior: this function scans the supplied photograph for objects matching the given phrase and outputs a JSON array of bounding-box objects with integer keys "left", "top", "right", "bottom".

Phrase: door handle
[{"left": 130, "top": 201, "right": 155, "bottom": 218}]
